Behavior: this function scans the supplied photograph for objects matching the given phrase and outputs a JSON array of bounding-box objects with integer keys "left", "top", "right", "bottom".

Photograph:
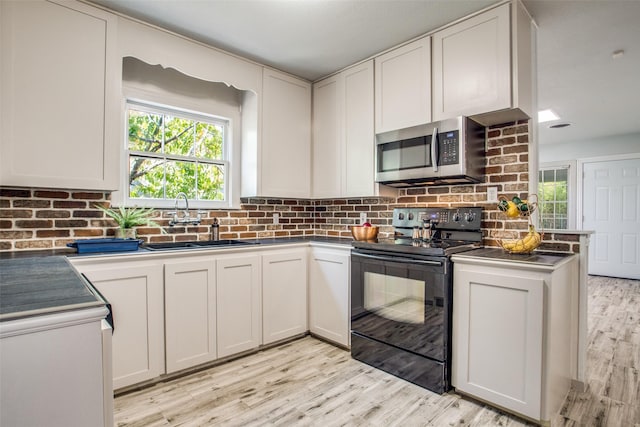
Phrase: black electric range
[{"left": 350, "top": 207, "right": 483, "bottom": 394}]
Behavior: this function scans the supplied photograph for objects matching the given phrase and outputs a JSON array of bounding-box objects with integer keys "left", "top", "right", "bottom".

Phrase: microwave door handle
[{"left": 431, "top": 127, "right": 439, "bottom": 173}]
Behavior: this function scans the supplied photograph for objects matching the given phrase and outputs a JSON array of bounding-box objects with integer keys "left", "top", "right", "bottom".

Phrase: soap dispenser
[{"left": 211, "top": 218, "right": 220, "bottom": 241}]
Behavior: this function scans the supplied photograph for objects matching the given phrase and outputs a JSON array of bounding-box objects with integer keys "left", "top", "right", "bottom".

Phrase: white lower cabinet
[
  {"left": 308, "top": 246, "right": 351, "bottom": 347},
  {"left": 164, "top": 258, "right": 217, "bottom": 374},
  {"left": 71, "top": 243, "right": 351, "bottom": 390},
  {"left": 73, "top": 260, "right": 165, "bottom": 390},
  {"left": 262, "top": 249, "right": 308, "bottom": 344},
  {"left": 0, "top": 307, "right": 109, "bottom": 427},
  {"left": 216, "top": 254, "right": 262, "bottom": 358},
  {"left": 452, "top": 255, "right": 578, "bottom": 423}
]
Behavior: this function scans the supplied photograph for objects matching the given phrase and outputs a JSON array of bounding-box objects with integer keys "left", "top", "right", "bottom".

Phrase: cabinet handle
[
  {"left": 268, "top": 258, "right": 301, "bottom": 265},
  {"left": 313, "top": 258, "right": 343, "bottom": 265},
  {"left": 223, "top": 264, "right": 252, "bottom": 269}
]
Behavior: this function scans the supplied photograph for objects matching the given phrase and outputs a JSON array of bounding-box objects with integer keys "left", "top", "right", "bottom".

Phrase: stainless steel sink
[{"left": 143, "top": 239, "right": 257, "bottom": 251}]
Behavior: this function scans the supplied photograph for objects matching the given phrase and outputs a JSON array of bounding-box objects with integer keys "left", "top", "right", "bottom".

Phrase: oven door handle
[{"left": 353, "top": 252, "right": 442, "bottom": 266}]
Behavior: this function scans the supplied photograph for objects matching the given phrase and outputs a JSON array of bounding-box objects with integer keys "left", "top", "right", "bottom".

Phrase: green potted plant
[{"left": 95, "top": 205, "right": 164, "bottom": 239}]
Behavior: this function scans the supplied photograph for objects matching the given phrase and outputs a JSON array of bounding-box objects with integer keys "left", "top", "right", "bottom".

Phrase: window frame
[
  {"left": 538, "top": 161, "right": 577, "bottom": 230},
  {"left": 118, "top": 98, "right": 233, "bottom": 209}
]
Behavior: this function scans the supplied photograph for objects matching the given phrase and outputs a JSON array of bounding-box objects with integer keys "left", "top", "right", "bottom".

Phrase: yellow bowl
[{"left": 351, "top": 225, "right": 379, "bottom": 241}]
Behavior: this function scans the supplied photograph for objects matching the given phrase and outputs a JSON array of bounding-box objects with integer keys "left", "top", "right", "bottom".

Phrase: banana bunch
[{"left": 501, "top": 225, "right": 541, "bottom": 253}]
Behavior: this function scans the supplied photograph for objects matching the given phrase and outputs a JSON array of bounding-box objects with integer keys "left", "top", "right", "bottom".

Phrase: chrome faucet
[
  {"left": 168, "top": 192, "right": 203, "bottom": 226},
  {"left": 175, "top": 192, "right": 189, "bottom": 217}
]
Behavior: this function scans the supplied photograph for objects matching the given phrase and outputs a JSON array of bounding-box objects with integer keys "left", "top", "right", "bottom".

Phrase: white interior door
[{"left": 583, "top": 157, "right": 640, "bottom": 279}]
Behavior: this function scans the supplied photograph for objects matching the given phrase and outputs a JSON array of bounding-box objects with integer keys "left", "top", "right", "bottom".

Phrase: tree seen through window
[
  {"left": 127, "top": 104, "right": 227, "bottom": 202},
  {"left": 538, "top": 167, "right": 568, "bottom": 229}
]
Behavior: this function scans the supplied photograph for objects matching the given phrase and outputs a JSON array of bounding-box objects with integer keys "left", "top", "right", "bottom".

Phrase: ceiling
[{"left": 91, "top": 0, "right": 640, "bottom": 147}]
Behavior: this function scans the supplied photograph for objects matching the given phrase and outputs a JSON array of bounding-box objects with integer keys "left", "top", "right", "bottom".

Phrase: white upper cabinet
[
  {"left": 432, "top": 2, "right": 534, "bottom": 125},
  {"left": 260, "top": 68, "right": 312, "bottom": 198},
  {"left": 312, "top": 75, "right": 342, "bottom": 198},
  {"left": 374, "top": 36, "right": 431, "bottom": 133},
  {"left": 313, "top": 61, "right": 396, "bottom": 199},
  {"left": 342, "top": 62, "right": 377, "bottom": 197},
  {"left": 0, "top": 0, "right": 119, "bottom": 190}
]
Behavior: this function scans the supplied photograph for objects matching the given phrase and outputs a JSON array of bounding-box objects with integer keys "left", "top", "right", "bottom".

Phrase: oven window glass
[
  {"left": 364, "top": 272, "right": 425, "bottom": 324},
  {"left": 379, "top": 137, "right": 431, "bottom": 172}
]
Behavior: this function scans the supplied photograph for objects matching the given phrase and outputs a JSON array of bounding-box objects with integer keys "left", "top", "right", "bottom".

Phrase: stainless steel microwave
[{"left": 375, "top": 116, "right": 485, "bottom": 187}]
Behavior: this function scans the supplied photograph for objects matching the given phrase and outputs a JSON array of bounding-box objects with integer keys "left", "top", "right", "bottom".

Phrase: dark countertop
[
  {"left": 0, "top": 236, "right": 352, "bottom": 321},
  {"left": 0, "top": 236, "right": 353, "bottom": 260},
  {"left": 451, "top": 247, "right": 575, "bottom": 267},
  {"left": 0, "top": 256, "right": 104, "bottom": 321},
  {"left": 258, "top": 236, "right": 353, "bottom": 246}
]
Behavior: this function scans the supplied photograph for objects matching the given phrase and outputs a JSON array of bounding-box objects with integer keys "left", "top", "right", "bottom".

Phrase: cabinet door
[
  {"left": 216, "top": 254, "right": 261, "bottom": 358},
  {"left": 452, "top": 263, "right": 543, "bottom": 419},
  {"left": 165, "top": 258, "right": 217, "bottom": 373},
  {"left": 312, "top": 75, "right": 342, "bottom": 198},
  {"left": 343, "top": 61, "right": 375, "bottom": 197},
  {"left": 432, "top": 4, "right": 511, "bottom": 121},
  {"left": 0, "top": 309, "right": 108, "bottom": 427},
  {"left": 0, "top": 0, "right": 119, "bottom": 190},
  {"left": 262, "top": 250, "right": 308, "bottom": 344},
  {"left": 308, "top": 247, "right": 350, "bottom": 347},
  {"left": 374, "top": 36, "right": 431, "bottom": 133},
  {"left": 262, "top": 69, "right": 311, "bottom": 198},
  {"left": 79, "top": 262, "right": 164, "bottom": 390}
]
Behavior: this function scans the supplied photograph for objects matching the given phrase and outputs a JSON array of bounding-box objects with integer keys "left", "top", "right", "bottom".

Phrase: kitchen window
[
  {"left": 124, "top": 100, "right": 230, "bottom": 208},
  {"left": 538, "top": 163, "right": 575, "bottom": 229}
]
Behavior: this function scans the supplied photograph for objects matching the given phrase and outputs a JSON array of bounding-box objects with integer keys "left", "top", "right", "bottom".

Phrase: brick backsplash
[{"left": 0, "top": 121, "right": 580, "bottom": 253}]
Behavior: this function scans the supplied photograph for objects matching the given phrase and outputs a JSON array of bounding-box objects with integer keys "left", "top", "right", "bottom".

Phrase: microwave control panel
[{"left": 439, "top": 130, "right": 459, "bottom": 165}]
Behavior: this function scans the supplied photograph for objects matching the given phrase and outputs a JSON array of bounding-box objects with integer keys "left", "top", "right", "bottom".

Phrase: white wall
[{"left": 539, "top": 132, "right": 640, "bottom": 163}]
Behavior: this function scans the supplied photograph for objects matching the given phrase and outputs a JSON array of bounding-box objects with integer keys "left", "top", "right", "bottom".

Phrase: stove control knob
[
  {"left": 464, "top": 212, "right": 476, "bottom": 222},
  {"left": 408, "top": 213, "right": 414, "bottom": 220},
  {"left": 398, "top": 213, "right": 405, "bottom": 220},
  {"left": 452, "top": 212, "right": 461, "bottom": 222}
]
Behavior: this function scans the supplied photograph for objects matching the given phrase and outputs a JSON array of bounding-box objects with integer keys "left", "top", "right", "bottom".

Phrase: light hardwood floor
[{"left": 115, "top": 276, "right": 640, "bottom": 427}]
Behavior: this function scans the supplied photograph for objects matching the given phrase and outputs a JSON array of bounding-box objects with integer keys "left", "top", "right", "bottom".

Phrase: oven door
[{"left": 350, "top": 249, "right": 451, "bottom": 362}]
